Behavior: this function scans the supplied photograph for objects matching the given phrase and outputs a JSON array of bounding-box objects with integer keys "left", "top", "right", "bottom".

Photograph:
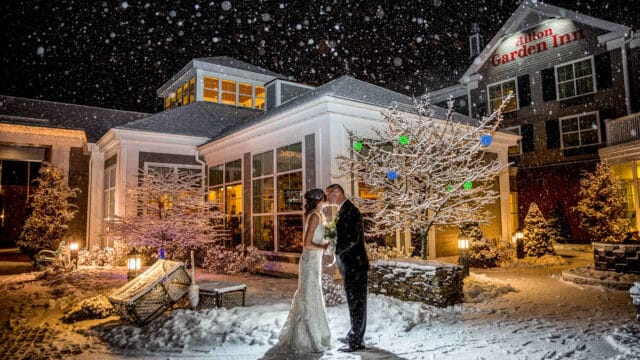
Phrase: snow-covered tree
[
  {"left": 108, "top": 167, "right": 218, "bottom": 262},
  {"left": 573, "top": 162, "right": 630, "bottom": 243},
  {"left": 461, "top": 223, "right": 499, "bottom": 268},
  {"left": 523, "top": 202, "right": 555, "bottom": 257},
  {"left": 18, "top": 162, "right": 79, "bottom": 262},
  {"left": 336, "top": 94, "right": 512, "bottom": 259},
  {"left": 547, "top": 203, "right": 572, "bottom": 244}
]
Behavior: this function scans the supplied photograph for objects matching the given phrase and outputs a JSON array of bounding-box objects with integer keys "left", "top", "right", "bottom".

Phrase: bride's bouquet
[{"left": 323, "top": 220, "right": 337, "bottom": 256}]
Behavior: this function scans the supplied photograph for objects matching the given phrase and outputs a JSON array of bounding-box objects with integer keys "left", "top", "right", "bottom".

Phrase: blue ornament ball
[
  {"left": 481, "top": 134, "right": 492, "bottom": 147},
  {"left": 386, "top": 170, "right": 398, "bottom": 180}
]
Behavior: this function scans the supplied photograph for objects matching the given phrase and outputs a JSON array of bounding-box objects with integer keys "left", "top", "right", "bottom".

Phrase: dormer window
[
  {"left": 202, "top": 76, "right": 266, "bottom": 110},
  {"left": 164, "top": 77, "right": 195, "bottom": 110}
]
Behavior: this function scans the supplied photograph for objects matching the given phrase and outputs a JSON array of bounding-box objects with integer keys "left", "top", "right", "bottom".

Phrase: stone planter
[
  {"left": 368, "top": 259, "right": 464, "bottom": 307},
  {"left": 592, "top": 242, "right": 640, "bottom": 274},
  {"left": 631, "top": 282, "right": 640, "bottom": 322}
]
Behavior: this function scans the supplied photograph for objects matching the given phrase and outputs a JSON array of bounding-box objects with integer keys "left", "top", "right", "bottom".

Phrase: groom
[{"left": 325, "top": 184, "right": 369, "bottom": 352}]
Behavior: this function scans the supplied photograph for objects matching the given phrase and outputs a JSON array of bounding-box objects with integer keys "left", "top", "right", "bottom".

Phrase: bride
[{"left": 278, "top": 188, "right": 332, "bottom": 353}]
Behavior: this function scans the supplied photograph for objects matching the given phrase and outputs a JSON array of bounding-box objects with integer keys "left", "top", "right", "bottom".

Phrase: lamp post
[
  {"left": 127, "top": 248, "right": 142, "bottom": 281},
  {"left": 69, "top": 242, "right": 79, "bottom": 270},
  {"left": 515, "top": 230, "right": 525, "bottom": 259},
  {"left": 457, "top": 234, "right": 470, "bottom": 277}
]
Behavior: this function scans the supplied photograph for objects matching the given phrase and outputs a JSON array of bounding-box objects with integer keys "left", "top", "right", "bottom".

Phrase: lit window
[
  {"left": 221, "top": 79, "right": 236, "bottom": 105},
  {"left": 188, "top": 77, "right": 195, "bottom": 103},
  {"left": 255, "top": 86, "right": 266, "bottom": 110},
  {"left": 203, "top": 77, "right": 219, "bottom": 103},
  {"left": 556, "top": 57, "right": 595, "bottom": 100},
  {"left": 176, "top": 87, "right": 183, "bottom": 106},
  {"left": 207, "top": 161, "right": 243, "bottom": 247},
  {"left": 488, "top": 78, "right": 518, "bottom": 114},
  {"left": 182, "top": 82, "right": 189, "bottom": 105},
  {"left": 164, "top": 96, "right": 171, "bottom": 110},
  {"left": 238, "top": 83, "right": 252, "bottom": 108},
  {"left": 559, "top": 112, "right": 600, "bottom": 149}
]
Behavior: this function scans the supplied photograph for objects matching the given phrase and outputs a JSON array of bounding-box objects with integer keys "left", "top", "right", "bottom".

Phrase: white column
[
  {"left": 49, "top": 145, "right": 71, "bottom": 182},
  {"left": 498, "top": 151, "right": 512, "bottom": 243},
  {"left": 86, "top": 146, "right": 104, "bottom": 249}
]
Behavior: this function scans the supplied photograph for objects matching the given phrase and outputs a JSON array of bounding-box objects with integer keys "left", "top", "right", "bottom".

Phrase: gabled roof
[
  {"left": 206, "top": 75, "right": 478, "bottom": 145},
  {"left": 0, "top": 95, "right": 149, "bottom": 142},
  {"left": 118, "top": 101, "right": 260, "bottom": 140},
  {"left": 461, "top": 0, "right": 631, "bottom": 81}
]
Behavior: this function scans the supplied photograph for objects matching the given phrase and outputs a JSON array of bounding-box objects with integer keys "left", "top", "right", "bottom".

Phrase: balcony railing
[{"left": 606, "top": 112, "right": 640, "bottom": 146}]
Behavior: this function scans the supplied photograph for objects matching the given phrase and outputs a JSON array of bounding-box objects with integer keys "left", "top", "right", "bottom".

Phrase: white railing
[{"left": 606, "top": 112, "right": 640, "bottom": 146}]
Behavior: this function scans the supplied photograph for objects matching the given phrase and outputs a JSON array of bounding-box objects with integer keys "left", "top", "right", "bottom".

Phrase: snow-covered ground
[{"left": 0, "top": 244, "right": 639, "bottom": 360}]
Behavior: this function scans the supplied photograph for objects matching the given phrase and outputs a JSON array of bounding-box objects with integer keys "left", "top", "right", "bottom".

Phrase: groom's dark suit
[{"left": 335, "top": 199, "right": 369, "bottom": 348}]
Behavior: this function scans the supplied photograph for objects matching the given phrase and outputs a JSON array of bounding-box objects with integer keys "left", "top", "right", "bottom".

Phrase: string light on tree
[
  {"left": 480, "top": 134, "right": 493, "bottom": 147},
  {"left": 398, "top": 135, "right": 409, "bottom": 146}
]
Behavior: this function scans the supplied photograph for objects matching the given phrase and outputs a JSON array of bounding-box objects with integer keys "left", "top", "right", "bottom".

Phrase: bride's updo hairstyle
[{"left": 304, "top": 188, "right": 327, "bottom": 216}]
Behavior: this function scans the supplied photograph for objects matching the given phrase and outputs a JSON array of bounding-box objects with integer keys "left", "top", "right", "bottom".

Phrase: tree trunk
[{"left": 420, "top": 230, "right": 429, "bottom": 259}]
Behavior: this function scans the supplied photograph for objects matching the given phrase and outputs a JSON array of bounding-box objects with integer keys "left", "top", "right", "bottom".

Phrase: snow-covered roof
[
  {"left": 195, "top": 57, "right": 288, "bottom": 79},
  {"left": 206, "top": 75, "right": 478, "bottom": 145},
  {"left": 0, "top": 95, "right": 149, "bottom": 142},
  {"left": 118, "top": 101, "right": 260, "bottom": 139},
  {"left": 461, "top": 0, "right": 631, "bottom": 82}
]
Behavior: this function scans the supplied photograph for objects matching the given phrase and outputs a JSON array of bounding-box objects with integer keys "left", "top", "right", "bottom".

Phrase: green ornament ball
[
  {"left": 353, "top": 141, "right": 363, "bottom": 152},
  {"left": 463, "top": 181, "right": 473, "bottom": 190},
  {"left": 398, "top": 135, "right": 409, "bottom": 146}
]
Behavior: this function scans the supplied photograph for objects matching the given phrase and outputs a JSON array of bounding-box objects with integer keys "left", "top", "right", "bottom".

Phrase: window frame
[
  {"left": 555, "top": 55, "right": 596, "bottom": 100},
  {"left": 207, "top": 160, "right": 243, "bottom": 246},
  {"left": 559, "top": 111, "right": 601, "bottom": 149},
  {"left": 251, "top": 142, "right": 304, "bottom": 254},
  {"left": 103, "top": 165, "right": 117, "bottom": 221},
  {"left": 487, "top": 77, "right": 519, "bottom": 114}
]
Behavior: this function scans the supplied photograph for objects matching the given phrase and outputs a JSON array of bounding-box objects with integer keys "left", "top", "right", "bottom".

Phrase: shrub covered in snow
[
  {"left": 202, "top": 244, "right": 265, "bottom": 274},
  {"left": 63, "top": 295, "right": 114, "bottom": 323},
  {"left": 321, "top": 273, "right": 346, "bottom": 306},
  {"left": 523, "top": 202, "right": 555, "bottom": 257},
  {"left": 365, "top": 243, "right": 412, "bottom": 261},
  {"left": 574, "top": 162, "right": 633, "bottom": 243},
  {"left": 460, "top": 223, "right": 499, "bottom": 268},
  {"left": 78, "top": 247, "right": 117, "bottom": 266},
  {"left": 463, "top": 274, "right": 517, "bottom": 303}
]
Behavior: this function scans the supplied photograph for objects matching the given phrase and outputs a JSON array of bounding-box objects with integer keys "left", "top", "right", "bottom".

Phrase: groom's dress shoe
[
  {"left": 338, "top": 344, "right": 365, "bottom": 353},
  {"left": 337, "top": 337, "right": 349, "bottom": 344}
]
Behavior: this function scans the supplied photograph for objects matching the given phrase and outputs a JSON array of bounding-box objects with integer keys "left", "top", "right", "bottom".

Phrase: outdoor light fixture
[
  {"left": 457, "top": 234, "right": 470, "bottom": 277},
  {"left": 69, "top": 242, "right": 79, "bottom": 270},
  {"left": 127, "top": 248, "right": 142, "bottom": 281},
  {"left": 515, "top": 230, "right": 525, "bottom": 259}
]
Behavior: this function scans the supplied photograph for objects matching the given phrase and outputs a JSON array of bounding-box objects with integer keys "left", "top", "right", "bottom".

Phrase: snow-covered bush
[
  {"left": 461, "top": 223, "right": 499, "bottom": 268},
  {"left": 523, "top": 202, "right": 555, "bottom": 257},
  {"left": 202, "top": 244, "right": 265, "bottom": 274},
  {"left": 365, "top": 243, "right": 412, "bottom": 261},
  {"left": 35, "top": 248, "right": 75, "bottom": 279},
  {"left": 463, "top": 274, "right": 517, "bottom": 303},
  {"left": 322, "top": 273, "right": 346, "bottom": 306},
  {"left": 78, "top": 247, "right": 117, "bottom": 266},
  {"left": 63, "top": 295, "right": 114, "bottom": 323},
  {"left": 574, "top": 162, "right": 634, "bottom": 243},
  {"left": 17, "top": 162, "right": 79, "bottom": 262}
]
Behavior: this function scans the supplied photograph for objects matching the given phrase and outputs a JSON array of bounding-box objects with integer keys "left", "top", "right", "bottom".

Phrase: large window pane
[
  {"left": 557, "top": 65, "right": 574, "bottom": 82},
  {"left": 221, "top": 79, "right": 236, "bottom": 105},
  {"left": 576, "top": 77, "right": 593, "bottom": 96},
  {"left": 277, "top": 172, "right": 303, "bottom": 212},
  {"left": 225, "top": 184, "right": 242, "bottom": 215},
  {"left": 253, "top": 150, "right": 273, "bottom": 177},
  {"left": 208, "top": 186, "right": 224, "bottom": 212},
  {"left": 253, "top": 177, "right": 274, "bottom": 213},
  {"left": 562, "top": 133, "right": 580, "bottom": 147},
  {"left": 276, "top": 142, "right": 302, "bottom": 172},
  {"left": 562, "top": 118, "right": 579, "bottom": 132},
  {"left": 253, "top": 215, "right": 274, "bottom": 251},
  {"left": 225, "top": 159, "right": 242, "bottom": 183},
  {"left": 203, "top": 77, "right": 219, "bottom": 103},
  {"left": 277, "top": 214, "right": 303, "bottom": 253},
  {"left": 209, "top": 164, "right": 224, "bottom": 186},
  {"left": 238, "top": 83, "right": 252, "bottom": 108}
]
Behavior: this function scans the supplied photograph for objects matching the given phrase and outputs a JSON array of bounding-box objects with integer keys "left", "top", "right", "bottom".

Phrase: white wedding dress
[{"left": 278, "top": 213, "right": 331, "bottom": 353}]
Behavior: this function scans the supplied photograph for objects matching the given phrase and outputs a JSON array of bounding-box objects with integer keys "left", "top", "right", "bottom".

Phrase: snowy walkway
[{"left": 0, "top": 245, "right": 638, "bottom": 359}]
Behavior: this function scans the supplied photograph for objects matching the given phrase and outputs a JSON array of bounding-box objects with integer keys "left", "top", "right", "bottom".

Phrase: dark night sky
[{"left": 1, "top": 0, "right": 638, "bottom": 114}]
